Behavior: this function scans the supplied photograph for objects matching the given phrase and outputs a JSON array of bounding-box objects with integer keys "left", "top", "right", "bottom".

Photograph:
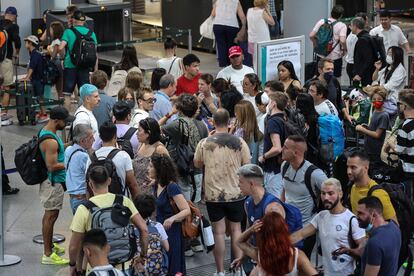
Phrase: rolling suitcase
[{"left": 16, "top": 81, "right": 37, "bottom": 125}]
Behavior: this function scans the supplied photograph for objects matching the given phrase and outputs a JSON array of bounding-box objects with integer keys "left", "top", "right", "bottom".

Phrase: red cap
[{"left": 228, "top": 46, "right": 243, "bottom": 58}]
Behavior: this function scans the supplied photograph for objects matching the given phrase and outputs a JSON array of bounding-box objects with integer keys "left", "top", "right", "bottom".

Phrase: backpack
[
  {"left": 317, "top": 113, "right": 345, "bottom": 164},
  {"left": 368, "top": 182, "right": 414, "bottom": 276},
  {"left": 0, "top": 26, "right": 8, "bottom": 62},
  {"left": 69, "top": 27, "right": 97, "bottom": 70},
  {"left": 315, "top": 19, "right": 338, "bottom": 56},
  {"left": 89, "top": 149, "right": 125, "bottom": 195},
  {"left": 117, "top": 127, "right": 137, "bottom": 159},
  {"left": 41, "top": 53, "right": 59, "bottom": 85},
  {"left": 83, "top": 194, "right": 137, "bottom": 265},
  {"left": 285, "top": 108, "right": 308, "bottom": 138},
  {"left": 369, "top": 34, "right": 386, "bottom": 64},
  {"left": 133, "top": 220, "right": 168, "bottom": 275},
  {"left": 107, "top": 70, "right": 128, "bottom": 97},
  {"left": 14, "top": 134, "right": 57, "bottom": 185},
  {"left": 282, "top": 162, "right": 322, "bottom": 213}
]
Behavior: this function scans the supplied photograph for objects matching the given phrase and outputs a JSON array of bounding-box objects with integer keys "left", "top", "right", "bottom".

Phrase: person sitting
[{"left": 308, "top": 80, "right": 338, "bottom": 116}]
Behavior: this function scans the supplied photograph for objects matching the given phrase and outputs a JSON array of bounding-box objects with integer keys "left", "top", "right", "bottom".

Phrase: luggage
[{"left": 16, "top": 81, "right": 37, "bottom": 126}]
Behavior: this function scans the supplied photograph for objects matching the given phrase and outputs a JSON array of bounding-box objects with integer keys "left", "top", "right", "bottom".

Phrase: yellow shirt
[
  {"left": 70, "top": 193, "right": 139, "bottom": 233},
  {"left": 350, "top": 179, "right": 396, "bottom": 220}
]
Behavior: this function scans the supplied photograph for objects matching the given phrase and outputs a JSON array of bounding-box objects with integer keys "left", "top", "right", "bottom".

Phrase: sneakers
[
  {"left": 41, "top": 252, "right": 69, "bottom": 265},
  {"left": 1, "top": 119, "right": 12, "bottom": 126},
  {"left": 214, "top": 272, "right": 225, "bottom": 276},
  {"left": 52, "top": 243, "right": 65, "bottom": 255},
  {"left": 190, "top": 239, "right": 204, "bottom": 252},
  {"left": 184, "top": 248, "right": 194, "bottom": 257}
]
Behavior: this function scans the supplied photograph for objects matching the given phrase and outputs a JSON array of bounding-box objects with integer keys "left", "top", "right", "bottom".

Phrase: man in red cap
[{"left": 216, "top": 45, "right": 254, "bottom": 94}]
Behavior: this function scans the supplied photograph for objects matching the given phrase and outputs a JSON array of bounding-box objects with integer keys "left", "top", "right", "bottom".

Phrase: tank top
[
  {"left": 258, "top": 248, "right": 299, "bottom": 276},
  {"left": 39, "top": 129, "right": 66, "bottom": 183},
  {"left": 247, "top": 8, "right": 270, "bottom": 43},
  {"left": 213, "top": 0, "right": 239, "bottom": 28}
]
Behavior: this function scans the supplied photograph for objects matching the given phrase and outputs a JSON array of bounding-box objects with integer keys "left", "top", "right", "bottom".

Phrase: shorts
[
  {"left": 32, "top": 79, "right": 45, "bottom": 97},
  {"left": 333, "top": 58, "right": 343, "bottom": 78},
  {"left": 63, "top": 67, "right": 90, "bottom": 95},
  {"left": 0, "top": 58, "right": 13, "bottom": 86},
  {"left": 39, "top": 179, "right": 65, "bottom": 210},
  {"left": 206, "top": 200, "right": 245, "bottom": 223}
]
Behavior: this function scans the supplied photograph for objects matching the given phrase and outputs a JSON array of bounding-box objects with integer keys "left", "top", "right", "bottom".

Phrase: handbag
[
  {"left": 381, "top": 127, "right": 399, "bottom": 168},
  {"left": 199, "top": 16, "right": 215, "bottom": 40}
]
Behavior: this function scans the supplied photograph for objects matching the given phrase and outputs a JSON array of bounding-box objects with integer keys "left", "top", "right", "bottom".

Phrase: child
[
  {"left": 90, "top": 70, "right": 116, "bottom": 128},
  {"left": 22, "top": 35, "right": 48, "bottom": 122},
  {"left": 132, "top": 194, "right": 169, "bottom": 275},
  {"left": 356, "top": 86, "right": 390, "bottom": 164}
]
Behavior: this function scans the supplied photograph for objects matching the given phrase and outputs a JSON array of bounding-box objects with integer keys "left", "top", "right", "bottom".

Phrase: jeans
[
  {"left": 70, "top": 197, "right": 87, "bottom": 215},
  {"left": 177, "top": 174, "right": 202, "bottom": 202},
  {"left": 213, "top": 24, "right": 239, "bottom": 67},
  {"left": 63, "top": 67, "right": 90, "bottom": 95},
  {"left": 264, "top": 172, "right": 283, "bottom": 198}
]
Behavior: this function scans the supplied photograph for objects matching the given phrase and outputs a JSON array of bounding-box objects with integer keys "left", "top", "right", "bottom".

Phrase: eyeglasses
[{"left": 142, "top": 98, "right": 157, "bottom": 104}]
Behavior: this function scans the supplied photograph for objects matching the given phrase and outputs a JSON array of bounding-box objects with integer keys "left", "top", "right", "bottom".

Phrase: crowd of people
[{"left": 1, "top": 2, "right": 414, "bottom": 276}]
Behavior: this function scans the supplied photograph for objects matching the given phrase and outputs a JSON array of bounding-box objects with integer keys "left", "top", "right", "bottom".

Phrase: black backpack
[
  {"left": 368, "top": 183, "right": 414, "bottom": 276},
  {"left": 369, "top": 34, "right": 386, "bottom": 64},
  {"left": 41, "top": 53, "right": 59, "bottom": 85},
  {"left": 117, "top": 127, "right": 137, "bottom": 159},
  {"left": 285, "top": 108, "right": 308, "bottom": 138},
  {"left": 89, "top": 149, "right": 125, "bottom": 195},
  {"left": 69, "top": 27, "right": 97, "bottom": 70},
  {"left": 14, "top": 134, "right": 57, "bottom": 185}
]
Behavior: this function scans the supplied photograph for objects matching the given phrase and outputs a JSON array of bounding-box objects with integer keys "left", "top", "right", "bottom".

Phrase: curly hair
[
  {"left": 176, "top": 94, "right": 199, "bottom": 117},
  {"left": 150, "top": 154, "right": 178, "bottom": 187}
]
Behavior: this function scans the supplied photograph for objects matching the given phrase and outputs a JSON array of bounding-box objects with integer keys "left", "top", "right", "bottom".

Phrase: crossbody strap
[{"left": 168, "top": 57, "right": 178, "bottom": 74}]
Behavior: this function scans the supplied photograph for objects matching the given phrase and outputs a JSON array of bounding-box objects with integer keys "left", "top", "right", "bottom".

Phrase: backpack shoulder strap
[
  {"left": 86, "top": 29, "right": 93, "bottom": 38},
  {"left": 83, "top": 200, "right": 97, "bottom": 212},
  {"left": 122, "top": 127, "right": 137, "bottom": 140},
  {"left": 107, "top": 148, "right": 121, "bottom": 160},
  {"left": 90, "top": 152, "right": 99, "bottom": 163},
  {"left": 168, "top": 57, "right": 178, "bottom": 74},
  {"left": 281, "top": 162, "right": 290, "bottom": 178},
  {"left": 347, "top": 215, "right": 356, "bottom": 248},
  {"left": 304, "top": 164, "right": 318, "bottom": 203},
  {"left": 367, "top": 184, "right": 381, "bottom": 197},
  {"left": 70, "top": 27, "right": 82, "bottom": 38},
  {"left": 67, "top": 148, "right": 84, "bottom": 168},
  {"left": 114, "top": 194, "right": 124, "bottom": 206}
]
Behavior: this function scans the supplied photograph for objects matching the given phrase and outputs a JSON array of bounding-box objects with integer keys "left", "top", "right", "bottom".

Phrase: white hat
[{"left": 24, "top": 35, "right": 39, "bottom": 46}]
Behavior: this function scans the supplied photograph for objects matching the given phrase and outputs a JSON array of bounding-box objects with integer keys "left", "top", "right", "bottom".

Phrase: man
[
  {"left": 347, "top": 150, "right": 397, "bottom": 222},
  {"left": 370, "top": 10, "right": 411, "bottom": 53},
  {"left": 357, "top": 196, "right": 401, "bottom": 276},
  {"left": 93, "top": 101, "right": 139, "bottom": 155},
  {"left": 86, "top": 121, "right": 139, "bottom": 199},
  {"left": 194, "top": 108, "right": 251, "bottom": 276},
  {"left": 150, "top": 74, "right": 177, "bottom": 123},
  {"left": 308, "top": 80, "right": 339, "bottom": 116},
  {"left": 351, "top": 17, "right": 376, "bottom": 87},
  {"left": 263, "top": 80, "right": 284, "bottom": 94},
  {"left": 131, "top": 87, "right": 155, "bottom": 128},
  {"left": 39, "top": 106, "right": 74, "bottom": 265},
  {"left": 281, "top": 135, "right": 327, "bottom": 257},
  {"left": 309, "top": 5, "right": 347, "bottom": 79},
  {"left": 73, "top": 84, "right": 100, "bottom": 136},
  {"left": 90, "top": 70, "right": 116, "bottom": 128},
  {"left": 65, "top": 5, "right": 78, "bottom": 28},
  {"left": 69, "top": 165, "right": 148, "bottom": 275},
  {"left": 59, "top": 10, "right": 98, "bottom": 95},
  {"left": 176, "top": 53, "right": 201, "bottom": 96},
  {"left": 291, "top": 178, "right": 366, "bottom": 275},
  {"left": 0, "top": 6, "right": 21, "bottom": 116},
  {"left": 216, "top": 46, "right": 254, "bottom": 94},
  {"left": 259, "top": 92, "right": 288, "bottom": 198},
  {"left": 65, "top": 124, "right": 94, "bottom": 214},
  {"left": 82, "top": 229, "right": 124, "bottom": 276}
]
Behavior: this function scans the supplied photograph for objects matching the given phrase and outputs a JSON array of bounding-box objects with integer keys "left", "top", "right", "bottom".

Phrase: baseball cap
[
  {"left": 5, "top": 6, "right": 17, "bottom": 16},
  {"left": 72, "top": 10, "right": 86, "bottom": 21},
  {"left": 24, "top": 35, "right": 39, "bottom": 46},
  {"left": 80, "top": 84, "right": 98, "bottom": 100},
  {"left": 237, "top": 164, "right": 264, "bottom": 178},
  {"left": 50, "top": 106, "right": 75, "bottom": 123},
  {"left": 228, "top": 46, "right": 243, "bottom": 58}
]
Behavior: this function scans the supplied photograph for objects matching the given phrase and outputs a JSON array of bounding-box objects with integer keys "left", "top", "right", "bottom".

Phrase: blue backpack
[{"left": 318, "top": 113, "right": 345, "bottom": 163}]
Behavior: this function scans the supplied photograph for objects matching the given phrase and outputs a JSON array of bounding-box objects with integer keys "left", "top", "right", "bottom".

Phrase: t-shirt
[
  {"left": 194, "top": 133, "right": 251, "bottom": 202},
  {"left": 153, "top": 221, "right": 168, "bottom": 241},
  {"left": 312, "top": 18, "right": 347, "bottom": 60},
  {"left": 70, "top": 193, "right": 138, "bottom": 233},
  {"left": 350, "top": 179, "right": 396, "bottom": 221},
  {"left": 86, "top": 146, "right": 133, "bottom": 194},
  {"left": 73, "top": 105, "right": 99, "bottom": 136},
  {"left": 61, "top": 25, "right": 98, "bottom": 69},
  {"left": 65, "top": 144, "right": 88, "bottom": 195},
  {"left": 315, "top": 99, "right": 338, "bottom": 116},
  {"left": 361, "top": 221, "right": 401, "bottom": 276},
  {"left": 263, "top": 113, "right": 285, "bottom": 174},
  {"left": 396, "top": 119, "right": 414, "bottom": 176},
  {"left": 92, "top": 91, "right": 116, "bottom": 128},
  {"left": 157, "top": 56, "right": 183, "bottom": 81},
  {"left": 282, "top": 161, "right": 328, "bottom": 224},
  {"left": 364, "top": 110, "right": 390, "bottom": 157},
  {"left": 28, "top": 50, "right": 43, "bottom": 81},
  {"left": 87, "top": 264, "right": 125, "bottom": 276},
  {"left": 310, "top": 209, "right": 365, "bottom": 276},
  {"left": 176, "top": 73, "right": 201, "bottom": 96},
  {"left": 130, "top": 108, "right": 149, "bottom": 128},
  {"left": 216, "top": 65, "right": 255, "bottom": 94},
  {"left": 369, "top": 24, "right": 408, "bottom": 54}
]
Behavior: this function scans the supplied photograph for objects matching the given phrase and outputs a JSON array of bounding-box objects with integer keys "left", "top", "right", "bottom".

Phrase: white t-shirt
[
  {"left": 312, "top": 18, "right": 347, "bottom": 60},
  {"left": 310, "top": 209, "right": 365, "bottom": 276},
  {"left": 86, "top": 146, "right": 133, "bottom": 195},
  {"left": 156, "top": 56, "right": 183, "bottom": 81},
  {"left": 216, "top": 65, "right": 255, "bottom": 94},
  {"left": 130, "top": 108, "right": 149, "bottom": 128},
  {"left": 315, "top": 99, "right": 338, "bottom": 116},
  {"left": 213, "top": 0, "right": 239, "bottom": 28},
  {"left": 247, "top": 8, "right": 270, "bottom": 43},
  {"left": 345, "top": 33, "right": 358, "bottom": 64},
  {"left": 73, "top": 105, "right": 99, "bottom": 136},
  {"left": 88, "top": 264, "right": 124, "bottom": 276},
  {"left": 369, "top": 24, "right": 408, "bottom": 52}
]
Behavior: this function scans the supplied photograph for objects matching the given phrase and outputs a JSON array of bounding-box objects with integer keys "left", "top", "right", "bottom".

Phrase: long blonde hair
[{"left": 235, "top": 100, "right": 263, "bottom": 143}]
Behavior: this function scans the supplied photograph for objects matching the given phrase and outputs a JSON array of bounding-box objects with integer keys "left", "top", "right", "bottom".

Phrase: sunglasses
[{"left": 142, "top": 98, "right": 157, "bottom": 104}]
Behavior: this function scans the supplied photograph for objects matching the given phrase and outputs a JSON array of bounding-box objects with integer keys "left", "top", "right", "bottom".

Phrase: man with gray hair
[
  {"left": 291, "top": 178, "right": 366, "bottom": 276},
  {"left": 64, "top": 124, "right": 95, "bottom": 214},
  {"left": 150, "top": 73, "right": 177, "bottom": 124}
]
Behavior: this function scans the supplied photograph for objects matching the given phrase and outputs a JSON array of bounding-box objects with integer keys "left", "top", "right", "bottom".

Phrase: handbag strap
[{"left": 168, "top": 57, "right": 178, "bottom": 74}]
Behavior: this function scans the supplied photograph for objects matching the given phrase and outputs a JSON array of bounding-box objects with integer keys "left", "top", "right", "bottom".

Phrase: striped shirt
[
  {"left": 268, "top": 0, "right": 276, "bottom": 16},
  {"left": 395, "top": 119, "right": 414, "bottom": 176}
]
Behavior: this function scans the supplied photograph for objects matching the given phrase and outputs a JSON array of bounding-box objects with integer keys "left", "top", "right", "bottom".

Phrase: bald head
[{"left": 213, "top": 108, "right": 230, "bottom": 128}]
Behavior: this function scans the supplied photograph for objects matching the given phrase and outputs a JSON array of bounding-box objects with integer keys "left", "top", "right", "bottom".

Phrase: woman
[
  {"left": 237, "top": 212, "right": 317, "bottom": 276},
  {"left": 372, "top": 46, "right": 407, "bottom": 117},
  {"left": 126, "top": 71, "right": 143, "bottom": 92},
  {"left": 133, "top": 118, "right": 169, "bottom": 195},
  {"left": 221, "top": 86, "right": 243, "bottom": 122},
  {"left": 211, "top": 0, "right": 246, "bottom": 67},
  {"left": 113, "top": 45, "right": 141, "bottom": 73},
  {"left": 156, "top": 37, "right": 184, "bottom": 80},
  {"left": 242, "top": 73, "right": 262, "bottom": 117},
  {"left": 46, "top": 21, "right": 65, "bottom": 99},
  {"left": 278, "top": 61, "right": 301, "bottom": 98},
  {"left": 247, "top": 0, "right": 274, "bottom": 58},
  {"left": 150, "top": 154, "right": 190, "bottom": 275},
  {"left": 151, "top": 68, "right": 167, "bottom": 91},
  {"left": 198, "top": 73, "right": 218, "bottom": 119},
  {"left": 233, "top": 100, "right": 263, "bottom": 164},
  {"left": 212, "top": 78, "right": 230, "bottom": 104}
]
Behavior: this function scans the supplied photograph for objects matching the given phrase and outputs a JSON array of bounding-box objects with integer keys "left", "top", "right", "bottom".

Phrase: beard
[{"left": 323, "top": 197, "right": 339, "bottom": 210}]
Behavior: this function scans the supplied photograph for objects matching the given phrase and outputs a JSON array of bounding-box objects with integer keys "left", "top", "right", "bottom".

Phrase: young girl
[
  {"left": 356, "top": 87, "right": 390, "bottom": 164},
  {"left": 47, "top": 21, "right": 65, "bottom": 99},
  {"left": 247, "top": 0, "right": 275, "bottom": 58}
]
